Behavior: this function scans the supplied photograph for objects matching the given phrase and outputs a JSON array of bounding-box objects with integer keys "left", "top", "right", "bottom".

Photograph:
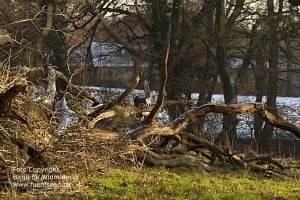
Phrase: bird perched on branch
[
  {"left": 134, "top": 80, "right": 153, "bottom": 109},
  {"left": 134, "top": 96, "right": 152, "bottom": 109}
]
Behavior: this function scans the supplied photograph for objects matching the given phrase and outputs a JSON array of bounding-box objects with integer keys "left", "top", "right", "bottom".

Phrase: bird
[{"left": 134, "top": 96, "right": 152, "bottom": 109}]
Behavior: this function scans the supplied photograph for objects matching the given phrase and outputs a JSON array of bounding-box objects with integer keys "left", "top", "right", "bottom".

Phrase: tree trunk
[
  {"left": 216, "top": 0, "right": 237, "bottom": 144},
  {"left": 39, "top": 0, "right": 69, "bottom": 99},
  {"left": 254, "top": 35, "right": 267, "bottom": 152},
  {"left": 261, "top": 0, "right": 280, "bottom": 153},
  {"left": 166, "top": 0, "right": 185, "bottom": 120},
  {"left": 143, "top": 24, "right": 170, "bottom": 124},
  {"left": 192, "top": 0, "right": 216, "bottom": 135}
]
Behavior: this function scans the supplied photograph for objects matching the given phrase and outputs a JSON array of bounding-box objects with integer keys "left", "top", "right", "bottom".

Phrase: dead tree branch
[
  {"left": 143, "top": 23, "right": 171, "bottom": 124},
  {"left": 88, "top": 63, "right": 142, "bottom": 125},
  {"left": 127, "top": 103, "right": 300, "bottom": 139},
  {"left": 55, "top": 70, "right": 97, "bottom": 104},
  {"left": 88, "top": 110, "right": 116, "bottom": 129}
]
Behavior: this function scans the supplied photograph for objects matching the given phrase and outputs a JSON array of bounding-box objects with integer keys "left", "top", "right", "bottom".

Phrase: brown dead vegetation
[
  {"left": 0, "top": 29, "right": 299, "bottom": 194},
  {"left": 0, "top": 73, "right": 299, "bottom": 193}
]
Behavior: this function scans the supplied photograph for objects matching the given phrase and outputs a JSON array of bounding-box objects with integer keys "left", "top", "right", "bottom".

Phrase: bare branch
[
  {"left": 143, "top": 23, "right": 171, "bottom": 124},
  {"left": 88, "top": 63, "right": 142, "bottom": 119},
  {"left": 127, "top": 103, "right": 300, "bottom": 140}
]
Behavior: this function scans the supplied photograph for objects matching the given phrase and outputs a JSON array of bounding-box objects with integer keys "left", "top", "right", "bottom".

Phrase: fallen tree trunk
[
  {"left": 122, "top": 102, "right": 299, "bottom": 174},
  {"left": 88, "top": 110, "right": 116, "bottom": 129},
  {"left": 143, "top": 149, "right": 214, "bottom": 171},
  {"left": 121, "top": 130, "right": 290, "bottom": 174},
  {"left": 127, "top": 103, "right": 300, "bottom": 140}
]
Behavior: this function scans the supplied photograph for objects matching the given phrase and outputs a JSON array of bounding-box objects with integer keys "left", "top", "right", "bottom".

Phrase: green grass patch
[{"left": 85, "top": 167, "right": 300, "bottom": 200}]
